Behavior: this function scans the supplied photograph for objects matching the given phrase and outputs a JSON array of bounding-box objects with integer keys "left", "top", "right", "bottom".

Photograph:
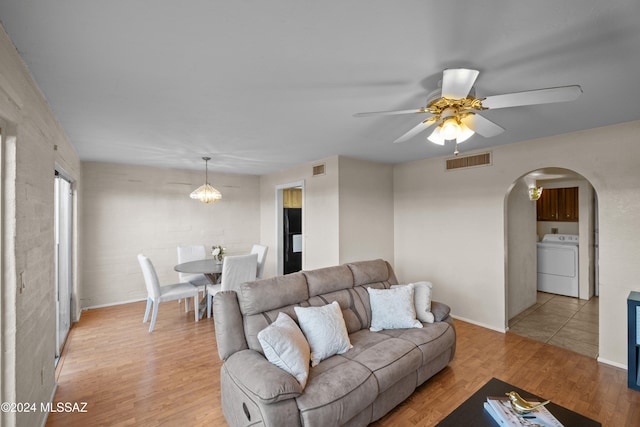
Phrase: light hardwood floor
[{"left": 47, "top": 301, "right": 639, "bottom": 426}]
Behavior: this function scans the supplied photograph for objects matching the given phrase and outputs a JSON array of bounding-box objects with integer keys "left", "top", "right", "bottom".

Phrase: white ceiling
[{"left": 1, "top": 1, "right": 639, "bottom": 175}]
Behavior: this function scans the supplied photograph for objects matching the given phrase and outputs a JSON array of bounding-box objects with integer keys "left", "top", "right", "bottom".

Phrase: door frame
[
  {"left": 54, "top": 169, "right": 74, "bottom": 361},
  {"left": 275, "top": 180, "right": 304, "bottom": 276}
]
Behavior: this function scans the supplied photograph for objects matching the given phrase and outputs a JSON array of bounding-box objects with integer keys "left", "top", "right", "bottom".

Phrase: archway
[{"left": 505, "top": 167, "right": 599, "bottom": 358}]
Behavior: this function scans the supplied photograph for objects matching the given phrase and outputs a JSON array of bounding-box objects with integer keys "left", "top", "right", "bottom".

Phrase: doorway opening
[
  {"left": 275, "top": 181, "right": 304, "bottom": 275},
  {"left": 505, "top": 167, "right": 599, "bottom": 358},
  {"left": 55, "top": 170, "right": 73, "bottom": 365}
]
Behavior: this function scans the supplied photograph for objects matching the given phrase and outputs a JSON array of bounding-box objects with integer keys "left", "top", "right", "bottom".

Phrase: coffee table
[{"left": 436, "top": 377, "right": 601, "bottom": 426}]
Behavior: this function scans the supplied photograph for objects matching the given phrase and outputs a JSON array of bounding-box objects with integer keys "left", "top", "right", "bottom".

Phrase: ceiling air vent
[
  {"left": 312, "top": 163, "right": 326, "bottom": 176},
  {"left": 446, "top": 152, "right": 491, "bottom": 171}
]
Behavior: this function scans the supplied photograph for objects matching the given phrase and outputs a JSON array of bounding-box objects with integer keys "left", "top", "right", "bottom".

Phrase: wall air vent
[
  {"left": 312, "top": 163, "right": 326, "bottom": 176},
  {"left": 446, "top": 152, "right": 491, "bottom": 171}
]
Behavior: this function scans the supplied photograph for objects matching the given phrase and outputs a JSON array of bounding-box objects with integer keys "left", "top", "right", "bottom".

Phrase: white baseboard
[
  {"left": 83, "top": 297, "right": 146, "bottom": 311},
  {"left": 596, "top": 357, "right": 627, "bottom": 370},
  {"left": 450, "top": 314, "right": 507, "bottom": 333}
]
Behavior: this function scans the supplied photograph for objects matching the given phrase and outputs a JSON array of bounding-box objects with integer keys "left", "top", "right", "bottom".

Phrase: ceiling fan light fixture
[
  {"left": 190, "top": 156, "right": 222, "bottom": 204},
  {"left": 427, "top": 127, "right": 445, "bottom": 145},
  {"left": 440, "top": 118, "right": 461, "bottom": 140},
  {"left": 456, "top": 122, "right": 475, "bottom": 143}
]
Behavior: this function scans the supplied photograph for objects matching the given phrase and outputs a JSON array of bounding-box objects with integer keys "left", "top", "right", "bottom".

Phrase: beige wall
[
  {"left": 1, "top": 25, "right": 81, "bottom": 427},
  {"left": 259, "top": 156, "right": 340, "bottom": 277},
  {"left": 80, "top": 162, "right": 260, "bottom": 307},
  {"left": 506, "top": 177, "right": 538, "bottom": 319},
  {"left": 338, "top": 157, "right": 394, "bottom": 265},
  {"left": 259, "top": 156, "right": 394, "bottom": 278},
  {"left": 394, "top": 120, "right": 640, "bottom": 367}
]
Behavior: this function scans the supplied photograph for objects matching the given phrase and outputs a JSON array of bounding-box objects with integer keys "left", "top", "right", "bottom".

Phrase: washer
[{"left": 537, "top": 234, "right": 579, "bottom": 297}]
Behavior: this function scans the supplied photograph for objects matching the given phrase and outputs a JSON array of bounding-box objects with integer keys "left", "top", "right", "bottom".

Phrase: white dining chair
[
  {"left": 177, "top": 245, "right": 210, "bottom": 293},
  {"left": 138, "top": 254, "right": 199, "bottom": 332},
  {"left": 250, "top": 244, "right": 268, "bottom": 279},
  {"left": 207, "top": 253, "right": 258, "bottom": 318}
]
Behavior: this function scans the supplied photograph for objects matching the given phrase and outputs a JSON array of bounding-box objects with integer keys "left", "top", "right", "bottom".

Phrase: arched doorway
[{"left": 505, "top": 167, "right": 599, "bottom": 358}]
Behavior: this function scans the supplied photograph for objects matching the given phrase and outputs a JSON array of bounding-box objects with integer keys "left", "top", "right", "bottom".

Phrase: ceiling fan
[{"left": 354, "top": 68, "right": 582, "bottom": 153}]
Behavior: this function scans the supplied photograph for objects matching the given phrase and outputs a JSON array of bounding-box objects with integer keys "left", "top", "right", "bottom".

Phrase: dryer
[{"left": 537, "top": 234, "right": 579, "bottom": 297}]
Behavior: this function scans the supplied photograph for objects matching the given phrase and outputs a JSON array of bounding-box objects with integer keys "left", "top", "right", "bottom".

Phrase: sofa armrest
[
  {"left": 224, "top": 349, "right": 303, "bottom": 404},
  {"left": 431, "top": 301, "right": 451, "bottom": 322},
  {"left": 213, "top": 291, "right": 248, "bottom": 360}
]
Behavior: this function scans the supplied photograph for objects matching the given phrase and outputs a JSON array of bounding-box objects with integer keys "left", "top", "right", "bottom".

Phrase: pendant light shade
[
  {"left": 190, "top": 157, "right": 222, "bottom": 204},
  {"left": 427, "top": 117, "right": 475, "bottom": 145}
]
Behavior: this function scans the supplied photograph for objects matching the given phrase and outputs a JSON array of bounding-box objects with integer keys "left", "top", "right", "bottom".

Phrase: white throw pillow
[
  {"left": 294, "top": 301, "right": 352, "bottom": 367},
  {"left": 392, "top": 281, "right": 435, "bottom": 323},
  {"left": 257, "top": 312, "right": 311, "bottom": 388},
  {"left": 368, "top": 285, "right": 423, "bottom": 331}
]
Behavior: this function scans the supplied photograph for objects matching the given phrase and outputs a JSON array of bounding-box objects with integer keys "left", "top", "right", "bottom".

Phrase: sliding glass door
[{"left": 55, "top": 172, "right": 72, "bottom": 360}]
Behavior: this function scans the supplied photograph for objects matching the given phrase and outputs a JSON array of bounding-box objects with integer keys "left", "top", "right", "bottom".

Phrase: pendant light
[{"left": 190, "top": 156, "right": 222, "bottom": 204}]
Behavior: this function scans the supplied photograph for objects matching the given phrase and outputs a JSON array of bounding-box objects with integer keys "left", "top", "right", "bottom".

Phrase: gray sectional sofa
[{"left": 212, "top": 259, "right": 456, "bottom": 426}]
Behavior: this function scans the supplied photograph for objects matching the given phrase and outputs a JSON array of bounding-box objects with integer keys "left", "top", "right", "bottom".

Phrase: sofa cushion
[
  {"left": 296, "top": 356, "right": 378, "bottom": 426},
  {"left": 345, "top": 329, "right": 422, "bottom": 393},
  {"left": 376, "top": 322, "right": 455, "bottom": 365},
  {"left": 306, "top": 288, "right": 369, "bottom": 334},
  {"left": 258, "top": 312, "right": 311, "bottom": 388},
  {"left": 348, "top": 259, "right": 391, "bottom": 286},
  {"left": 238, "top": 272, "right": 308, "bottom": 315},
  {"left": 304, "top": 265, "right": 354, "bottom": 296},
  {"left": 367, "top": 285, "right": 423, "bottom": 331},
  {"left": 294, "top": 301, "right": 353, "bottom": 366}
]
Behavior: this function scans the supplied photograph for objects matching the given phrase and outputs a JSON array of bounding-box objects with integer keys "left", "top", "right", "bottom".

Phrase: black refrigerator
[{"left": 284, "top": 208, "right": 302, "bottom": 274}]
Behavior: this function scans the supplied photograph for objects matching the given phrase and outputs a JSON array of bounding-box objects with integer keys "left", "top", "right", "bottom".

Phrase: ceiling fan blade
[
  {"left": 393, "top": 117, "right": 438, "bottom": 143},
  {"left": 461, "top": 114, "right": 504, "bottom": 138},
  {"left": 353, "top": 108, "right": 428, "bottom": 117},
  {"left": 441, "top": 68, "right": 480, "bottom": 99},
  {"left": 482, "top": 85, "right": 582, "bottom": 110}
]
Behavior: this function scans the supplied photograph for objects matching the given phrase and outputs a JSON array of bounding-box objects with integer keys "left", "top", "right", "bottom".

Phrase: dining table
[
  {"left": 174, "top": 259, "right": 223, "bottom": 318},
  {"left": 174, "top": 259, "right": 223, "bottom": 284}
]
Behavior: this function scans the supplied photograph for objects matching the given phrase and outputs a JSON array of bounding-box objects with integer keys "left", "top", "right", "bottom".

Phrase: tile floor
[{"left": 508, "top": 291, "right": 599, "bottom": 358}]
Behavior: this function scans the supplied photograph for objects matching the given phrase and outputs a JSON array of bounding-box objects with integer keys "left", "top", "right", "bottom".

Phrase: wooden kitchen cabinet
[
  {"left": 537, "top": 188, "right": 559, "bottom": 220},
  {"left": 536, "top": 187, "right": 579, "bottom": 222},
  {"left": 283, "top": 188, "right": 302, "bottom": 208}
]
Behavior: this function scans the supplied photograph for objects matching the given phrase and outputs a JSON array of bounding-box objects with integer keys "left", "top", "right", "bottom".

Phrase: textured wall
[
  {"left": 80, "top": 162, "right": 260, "bottom": 308},
  {"left": 1, "top": 25, "right": 81, "bottom": 427}
]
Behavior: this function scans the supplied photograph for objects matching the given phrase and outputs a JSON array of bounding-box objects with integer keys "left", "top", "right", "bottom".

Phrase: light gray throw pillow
[
  {"left": 294, "top": 301, "right": 352, "bottom": 367},
  {"left": 257, "top": 312, "right": 311, "bottom": 388},
  {"left": 368, "top": 284, "right": 423, "bottom": 331},
  {"left": 392, "top": 281, "right": 435, "bottom": 323}
]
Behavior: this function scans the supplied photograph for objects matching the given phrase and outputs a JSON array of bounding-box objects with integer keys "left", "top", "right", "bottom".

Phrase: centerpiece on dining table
[{"left": 211, "top": 245, "right": 225, "bottom": 263}]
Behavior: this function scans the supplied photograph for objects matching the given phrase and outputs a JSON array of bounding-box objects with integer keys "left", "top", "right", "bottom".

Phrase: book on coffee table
[{"left": 484, "top": 396, "right": 564, "bottom": 427}]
